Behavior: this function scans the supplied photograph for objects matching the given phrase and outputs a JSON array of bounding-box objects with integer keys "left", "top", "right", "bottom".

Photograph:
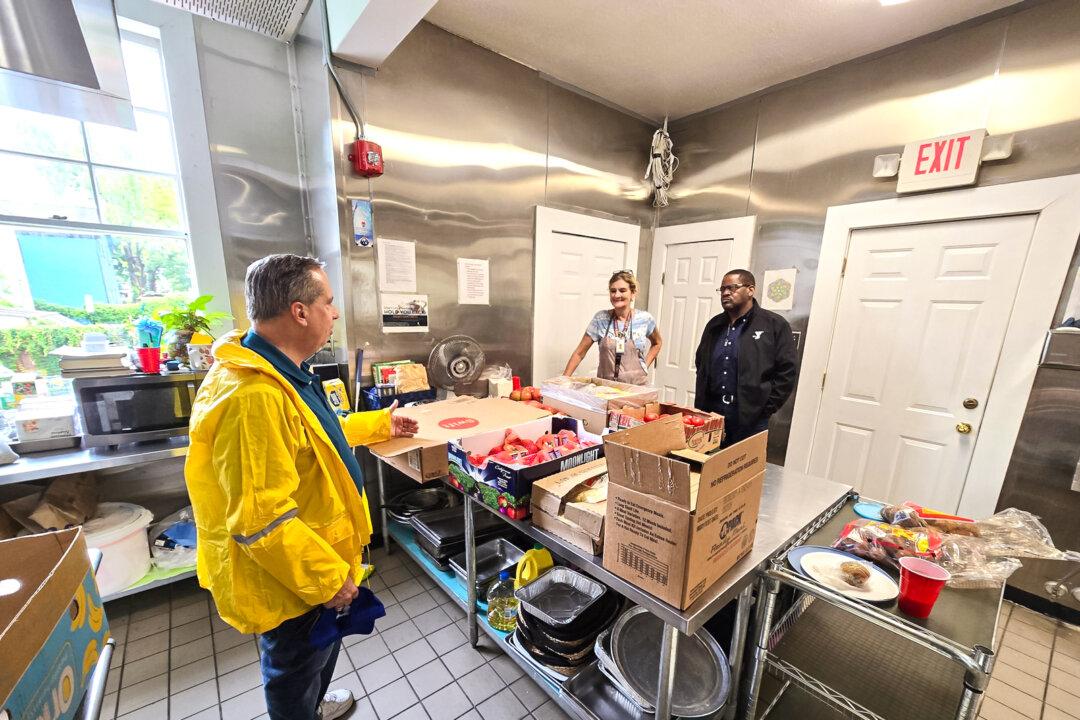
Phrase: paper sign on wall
[
  {"left": 351, "top": 199, "right": 375, "bottom": 247},
  {"left": 761, "top": 268, "right": 797, "bottom": 311},
  {"left": 457, "top": 258, "right": 490, "bottom": 305},
  {"left": 381, "top": 293, "right": 429, "bottom": 333},
  {"left": 377, "top": 239, "right": 416, "bottom": 292}
]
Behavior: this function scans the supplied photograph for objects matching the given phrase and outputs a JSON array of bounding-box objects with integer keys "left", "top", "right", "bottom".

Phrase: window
[{"left": 0, "top": 19, "right": 197, "bottom": 376}]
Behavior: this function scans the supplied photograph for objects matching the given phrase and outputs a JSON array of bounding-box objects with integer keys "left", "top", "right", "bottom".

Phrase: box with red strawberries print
[{"left": 447, "top": 416, "right": 603, "bottom": 519}]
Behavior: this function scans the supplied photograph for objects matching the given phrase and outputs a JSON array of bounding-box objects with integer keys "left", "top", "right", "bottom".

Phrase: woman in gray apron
[{"left": 562, "top": 271, "right": 663, "bottom": 385}]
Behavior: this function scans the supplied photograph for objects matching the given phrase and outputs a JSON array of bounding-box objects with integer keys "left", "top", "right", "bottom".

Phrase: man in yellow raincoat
[{"left": 185, "top": 254, "right": 418, "bottom": 720}]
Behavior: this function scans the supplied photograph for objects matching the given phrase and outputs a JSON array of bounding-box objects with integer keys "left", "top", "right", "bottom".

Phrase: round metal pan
[
  {"left": 385, "top": 483, "right": 460, "bottom": 523},
  {"left": 609, "top": 606, "right": 731, "bottom": 717}
]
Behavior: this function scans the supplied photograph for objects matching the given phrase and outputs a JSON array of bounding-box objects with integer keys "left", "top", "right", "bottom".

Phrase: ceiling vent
[{"left": 149, "top": 0, "right": 313, "bottom": 41}]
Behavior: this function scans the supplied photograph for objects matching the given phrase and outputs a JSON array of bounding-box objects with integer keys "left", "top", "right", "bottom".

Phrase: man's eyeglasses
[{"left": 718, "top": 283, "right": 750, "bottom": 294}]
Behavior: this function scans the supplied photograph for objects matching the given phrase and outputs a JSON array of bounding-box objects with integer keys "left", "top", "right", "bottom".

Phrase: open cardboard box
[
  {"left": 1, "top": 527, "right": 110, "bottom": 720},
  {"left": 530, "top": 459, "right": 608, "bottom": 555},
  {"left": 447, "top": 416, "right": 604, "bottom": 519},
  {"left": 602, "top": 416, "right": 767, "bottom": 609},
  {"left": 608, "top": 401, "right": 725, "bottom": 453},
  {"left": 540, "top": 376, "right": 658, "bottom": 435},
  {"left": 367, "top": 396, "right": 550, "bottom": 481}
]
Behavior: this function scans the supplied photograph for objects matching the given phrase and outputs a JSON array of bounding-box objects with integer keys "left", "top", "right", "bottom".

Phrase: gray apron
[{"left": 597, "top": 311, "right": 648, "bottom": 385}]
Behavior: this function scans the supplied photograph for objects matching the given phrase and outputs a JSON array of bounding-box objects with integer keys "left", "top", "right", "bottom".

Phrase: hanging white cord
[{"left": 644, "top": 118, "right": 678, "bottom": 207}]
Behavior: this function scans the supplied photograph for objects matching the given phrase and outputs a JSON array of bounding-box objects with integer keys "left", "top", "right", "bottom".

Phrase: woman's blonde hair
[{"left": 609, "top": 270, "right": 638, "bottom": 294}]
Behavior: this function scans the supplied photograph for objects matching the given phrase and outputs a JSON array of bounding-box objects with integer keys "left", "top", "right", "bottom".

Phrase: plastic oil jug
[
  {"left": 486, "top": 570, "right": 519, "bottom": 631},
  {"left": 514, "top": 544, "right": 553, "bottom": 590}
]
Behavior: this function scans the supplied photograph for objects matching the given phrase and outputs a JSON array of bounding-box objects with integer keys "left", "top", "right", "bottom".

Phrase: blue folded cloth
[{"left": 309, "top": 586, "right": 386, "bottom": 650}]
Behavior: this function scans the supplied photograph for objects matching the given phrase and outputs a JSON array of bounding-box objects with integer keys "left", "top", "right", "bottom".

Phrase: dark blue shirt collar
[{"left": 242, "top": 330, "right": 313, "bottom": 386}]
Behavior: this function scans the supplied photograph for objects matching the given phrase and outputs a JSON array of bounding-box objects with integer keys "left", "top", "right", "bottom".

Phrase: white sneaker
[{"left": 317, "top": 689, "right": 355, "bottom": 720}]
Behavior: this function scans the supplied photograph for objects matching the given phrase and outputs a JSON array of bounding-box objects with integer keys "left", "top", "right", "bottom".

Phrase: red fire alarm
[{"left": 349, "top": 139, "right": 384, "bottom": 177}]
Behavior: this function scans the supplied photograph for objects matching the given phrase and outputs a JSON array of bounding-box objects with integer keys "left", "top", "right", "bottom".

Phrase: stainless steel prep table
[
  {"left": 455, "top": 463, "right": 854, "bottom": 720},
  {"left": 744, "top": 502, "right": 1003, "bottom": 720}
]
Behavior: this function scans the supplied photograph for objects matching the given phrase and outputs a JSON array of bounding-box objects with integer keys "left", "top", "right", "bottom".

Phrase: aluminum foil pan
[
  {"left": 609, "top": 606, "right": 731, "bottom": 717},
  {"left": 515, "top": 567, "right": 604, "bottom": 626}
]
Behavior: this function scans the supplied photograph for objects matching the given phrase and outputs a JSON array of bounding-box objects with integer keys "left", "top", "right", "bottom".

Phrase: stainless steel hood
[{"left": 0, "top": 0, "right": 135, "bottom": 128}]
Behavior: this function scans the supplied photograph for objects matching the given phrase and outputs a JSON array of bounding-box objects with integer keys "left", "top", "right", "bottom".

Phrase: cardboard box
[
  {"left": 541, "top": 376, "right": 657, "bottom": 435},
  {"left": 602, "top": 417, "right": 767, "bottom": 609},
  {"left": 447, "top": 417, "right": 603, "bottom": 519},
  {"left": 368, "top": 397, "right": 550, "bottom": 481},
  {"left": 530, "top": 460, "right": 608, "bottom": 555},
  {"left": 608, "top": 402, "right": 725, "bottom": 453},
  {"left": 1, "top": 528, "right": 110, "bottom": 720}
]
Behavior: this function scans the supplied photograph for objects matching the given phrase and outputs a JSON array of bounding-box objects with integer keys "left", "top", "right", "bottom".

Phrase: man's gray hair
[{"left": 245, "top": 254, "right": 326, "bottom": 322}]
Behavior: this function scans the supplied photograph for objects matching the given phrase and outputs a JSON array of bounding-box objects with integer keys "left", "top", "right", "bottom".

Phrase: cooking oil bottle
[{"left": 486, "top": 570, "right": 519, "bottom": 631}]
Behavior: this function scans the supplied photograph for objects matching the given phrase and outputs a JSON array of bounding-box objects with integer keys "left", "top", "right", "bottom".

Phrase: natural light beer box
[
  {"left": 0, "top": 528, "right": 110, "bottom": 720},
  {"left": 602, "top": 417, "right": 766, "bottom": 609}
]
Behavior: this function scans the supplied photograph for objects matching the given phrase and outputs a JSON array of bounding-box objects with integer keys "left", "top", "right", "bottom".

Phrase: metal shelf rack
[
  {"left": 373, "top": 454, "right": 855, "bottom": 720},
  {"left": 743, "top": 500, "right": 1003, "bottom": 720}
]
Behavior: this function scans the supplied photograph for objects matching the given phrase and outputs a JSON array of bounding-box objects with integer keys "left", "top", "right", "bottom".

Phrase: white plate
[{"left": 800, "top": 552, "right": 899, "bottom": 602}]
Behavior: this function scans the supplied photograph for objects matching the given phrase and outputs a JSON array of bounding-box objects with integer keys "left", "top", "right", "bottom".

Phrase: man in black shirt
[{"left": 694, "top": 269, "right": 799, "bottom": 447}]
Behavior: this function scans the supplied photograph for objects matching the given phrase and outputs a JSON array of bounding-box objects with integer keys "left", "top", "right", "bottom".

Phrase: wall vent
[{"left": 150, "top": 0, "right": 312, "bottom": 41}]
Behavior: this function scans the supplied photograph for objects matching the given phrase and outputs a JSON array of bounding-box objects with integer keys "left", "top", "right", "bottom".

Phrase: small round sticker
[{"left": 438, "top": 417, "right": 479, "bottom": 430}]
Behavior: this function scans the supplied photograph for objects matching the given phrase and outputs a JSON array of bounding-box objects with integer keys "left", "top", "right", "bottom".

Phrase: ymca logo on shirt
[{"left": 753, "top": 331, "right": 764, "bottom": 340}]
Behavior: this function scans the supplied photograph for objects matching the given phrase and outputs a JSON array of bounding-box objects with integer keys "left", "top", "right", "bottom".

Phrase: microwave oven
[{"left": 73, "top": 372, "right": 205, "bottom": 448}]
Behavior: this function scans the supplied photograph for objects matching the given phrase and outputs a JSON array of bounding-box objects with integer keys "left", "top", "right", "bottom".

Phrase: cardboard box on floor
[
  {"left": 540, "top": 376, "right": 658, "bottom": 435},
  {"left": 367, "top": 396, "right": 550, "bottom": 481},
  {"left": 530, "top": 459, "right": 608, "bottom": 555},
  {"left": 608, "top": 402, "right": 725, "bottom": 453},
  {"left": 602, "top": 416, "right": 767, "bottom": 609},
  {"left": 0, "top": 527, "right": 110, "bottom": 720}
]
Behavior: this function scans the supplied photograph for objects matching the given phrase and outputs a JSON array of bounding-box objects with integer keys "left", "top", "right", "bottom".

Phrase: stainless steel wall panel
[
  {"left": 194, "top": 17, "right": 308, "bottom": 322},
  {"left": 340, "top": 21, "right": 549, "bottom": 383},
  {"left": 984, "top": 0, "right": 1080, "bottom": 186},
  {"left": 665, "top": 98, "right": 758, "bottom": 225}
]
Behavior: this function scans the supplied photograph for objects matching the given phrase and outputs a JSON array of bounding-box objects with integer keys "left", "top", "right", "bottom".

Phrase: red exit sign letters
[{"left": 897, "top": 129, "right": 986, "bottom": 193}]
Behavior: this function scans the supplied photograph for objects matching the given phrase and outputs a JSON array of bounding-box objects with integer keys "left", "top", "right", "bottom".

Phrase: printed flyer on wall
[
  {"left": 351, "top": 199, "right": 375, "bottom": 247},
  {"left": 381, "top": 293, "right": 429, "bottom": 333}
]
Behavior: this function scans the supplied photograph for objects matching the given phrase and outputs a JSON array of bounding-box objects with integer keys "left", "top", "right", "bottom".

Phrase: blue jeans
[{"left": 259, "top": 609, "right": 340, "bottom": 720}]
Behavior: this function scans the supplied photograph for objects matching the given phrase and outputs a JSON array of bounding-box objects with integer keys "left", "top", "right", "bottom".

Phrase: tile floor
[
  {"left": 98, "top": 546, "right": 1079, "bottom": 720},
  {"left": 98, "top": 545, "right": 570, "bottom": 720},
  {"left": 981, "top": 601, "right": 1080, "bottom": 720}
]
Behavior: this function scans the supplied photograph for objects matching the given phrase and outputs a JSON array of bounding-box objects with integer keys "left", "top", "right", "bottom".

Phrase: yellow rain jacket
[{"left": 185, "top": 331, "right": 391, "bottom": 635}]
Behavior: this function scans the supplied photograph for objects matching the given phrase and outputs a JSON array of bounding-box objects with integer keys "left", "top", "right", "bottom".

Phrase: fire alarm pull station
[{"left": 349, "top": 139, "right": 383, "bottom": 177}]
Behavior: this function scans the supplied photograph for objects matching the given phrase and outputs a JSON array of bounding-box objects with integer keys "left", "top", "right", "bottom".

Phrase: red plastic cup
[
  {"left": 137, "top": 347, "right": 162, "bottom": 374},
  {"left": 898, "top": 556, "right": 950, "bottom": 618}
]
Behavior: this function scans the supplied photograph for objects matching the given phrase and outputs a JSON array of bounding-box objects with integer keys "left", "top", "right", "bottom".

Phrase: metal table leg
[
  {"left": 464, "top": 495, "right": 479, "bottom": 647},
  {"left": 741, "top": 574, "right": 780, "bottom": 720},
  {"left": 725, "top": 583, "right": 754, "bottom": 720},
  {"left": 955, "top": 645, "right": 995, "bottom": 720},
  {"left": 376, "top": 458, "right": 391, "bottom": 555},
  {"left": 655, "top": 623, "right": 679, "bottom": 720}
]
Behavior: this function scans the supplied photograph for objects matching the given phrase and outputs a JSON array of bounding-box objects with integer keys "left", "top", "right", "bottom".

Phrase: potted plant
[{"left": 156, "top": 295, "right": 231, "bottom": 365}]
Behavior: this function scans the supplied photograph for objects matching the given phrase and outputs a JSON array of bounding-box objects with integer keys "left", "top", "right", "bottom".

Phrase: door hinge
[
  {"left": 661, "top": 272, "right": 665, "bottom": 285},
  {"left": 841, "top": 257, "right": 848, "bottom": 277},
  {"left": 821, "top": 372, "right": 827, "bottom": 389}
]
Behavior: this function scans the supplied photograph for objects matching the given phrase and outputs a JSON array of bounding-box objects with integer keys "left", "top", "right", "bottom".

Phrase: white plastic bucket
[{"left": 83, "top": 502, "right": 154, "bottom": 596}]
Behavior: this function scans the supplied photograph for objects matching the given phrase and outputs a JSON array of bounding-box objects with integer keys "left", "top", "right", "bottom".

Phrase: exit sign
[{"left": 897, "top": 129, "right": 986, "bottom": 193}]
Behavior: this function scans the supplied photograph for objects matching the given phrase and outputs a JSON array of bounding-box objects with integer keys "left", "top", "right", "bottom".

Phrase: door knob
[
  {"left": 956, "top": 422, "right": 972, "bottom": 434},
  {"left": 963, "top": 398, "right": 979, "bottom": 409}
]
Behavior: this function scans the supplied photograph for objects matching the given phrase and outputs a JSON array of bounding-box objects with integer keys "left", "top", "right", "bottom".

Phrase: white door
[
  {"left": 648, "top": 218, "right": 755, "bottom": 405},
  {"left": 533, "top": 207, "right": 640, "bottom": 385},
  {"left": 809, "top": 215, "right": 1035, "bottom": 511}
]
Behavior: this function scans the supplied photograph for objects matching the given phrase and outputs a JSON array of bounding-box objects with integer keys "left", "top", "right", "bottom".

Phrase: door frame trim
[
  {"left": 533, "top": 205, "right": 641, "bottom": 385},
  {"left": 787, "top": 174, "right": 1080, "bottom": 518},
  {"left": 646, "top": 217, "right": 756, "bottom": 387}
]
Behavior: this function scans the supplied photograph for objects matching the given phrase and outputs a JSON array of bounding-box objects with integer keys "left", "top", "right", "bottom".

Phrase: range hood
[{"left": 0, "top": 0, "right": 135, "bottom": 128}]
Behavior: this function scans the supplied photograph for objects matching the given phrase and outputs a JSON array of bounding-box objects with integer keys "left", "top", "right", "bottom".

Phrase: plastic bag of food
[
  {"left": 834, "top": 519, "right": 943, "bottom": 571},
  {"left": 939, "top": 508, "right": 1080, "bottom": 588},
  {"left": 149, "top": 506, "right": 197, "bottom": 570}
]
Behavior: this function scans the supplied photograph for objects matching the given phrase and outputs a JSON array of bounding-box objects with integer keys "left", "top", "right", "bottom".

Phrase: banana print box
[{"left": 0, "top": 528, "right": 109, "bottom": 720}]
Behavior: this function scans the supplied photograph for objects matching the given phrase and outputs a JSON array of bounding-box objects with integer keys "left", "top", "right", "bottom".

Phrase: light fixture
[{"left": 880, "top": 0, "right": 910, "bottom": 6}]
